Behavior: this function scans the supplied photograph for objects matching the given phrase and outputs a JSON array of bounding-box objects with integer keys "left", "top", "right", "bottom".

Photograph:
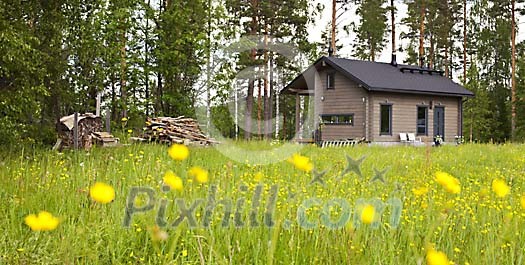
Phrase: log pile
[
  {"left": 142, "top": 116, "right": 217, "bottom": 145},
  {"left": 91, "top": 132, "right": 119, "bottom": 147},
  {"left": 55, "top": 113, "right": 118, "bottom": 150},
  {"left": 56, "top": 113, "right": 103, "bottom": 150}
]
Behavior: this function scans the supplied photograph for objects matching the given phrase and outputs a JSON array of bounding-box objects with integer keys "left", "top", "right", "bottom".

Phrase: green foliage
[
  {"left": 155, "top": 0, "right": 207, "bottom": 118},
  {"left": 514, "top": 41, "right": 525, "bottom": 140},
  {"left": 1, "top": 0, "right": 525, "bottom": 145},
  {"left": 211, "top": 104, "right": 236, "bottom": 138},
  {"left": 463, "top": 64, "right": 492, "bottom": 142},
  {"left": 353, "top": 0, "right": 389, "bottom": 61}
]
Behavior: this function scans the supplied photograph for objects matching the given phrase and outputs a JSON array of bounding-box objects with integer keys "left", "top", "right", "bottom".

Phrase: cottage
[{"left": 281, "top": 56, "right": 474, "bottom": 144}]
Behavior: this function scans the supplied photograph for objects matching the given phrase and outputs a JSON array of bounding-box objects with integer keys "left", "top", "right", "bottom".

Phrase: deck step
[{"left": 320, "top": 139, "right": 361, "bottom": 148}]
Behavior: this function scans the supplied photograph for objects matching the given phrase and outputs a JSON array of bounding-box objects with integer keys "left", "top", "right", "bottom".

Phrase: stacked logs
[
  {"left": 142, "top": 116, "right": 217, "bottom": 145},
  {"left": 56, "top": 113, "right": 103, "bottom": 150}
]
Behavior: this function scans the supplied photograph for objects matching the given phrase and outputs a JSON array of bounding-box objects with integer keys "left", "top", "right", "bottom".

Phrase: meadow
[{"left": 1, "top": 142, "right": 525, "bottom": 264}]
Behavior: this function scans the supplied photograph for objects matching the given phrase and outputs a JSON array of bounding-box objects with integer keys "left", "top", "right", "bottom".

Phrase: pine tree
[{"left": 353, "top": 0, "right": 388, "bottom": 61}]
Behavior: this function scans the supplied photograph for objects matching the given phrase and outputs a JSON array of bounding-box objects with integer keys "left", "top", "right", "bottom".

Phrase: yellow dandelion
[
  {"left": 89, "top": 182, "right": 115, "bottom": 204},
  {"left": 412, "top": 186, "right": 429, "bottom": 196},
  {"left": 254, "top": 172, "right": 264, "bottom": 181},
  {"left": 492, "top": 179, "right": 510, "bottom": 198},
  {"left": 435, "top": 171, "right": 461, "bottom": 194},
  {"left": 426, "top": 248, "right": 451, "bottom": 265},
  {"left": 520, "top": 195, "right": 525, "bottom": 209},
  {"left": 168, "top": 144, "right": 189, "bottom": 161},
  {"left": 287, "top": 154, "right": 313, "bottom": 173},
  {"left": 127, "top": 129, "right": 132, "bottom": 134},
  {"left": 188, "top": 166, "right": 208, "bottom": 183},
  {"left": 121, "top": 117, "right": 128, "bottom": 122},
  {"left": 182, "top": 249, "right": 188, "bottom": 257},
  {"left": 24, "top": 211, "right": 60, "bottom": 231},
  {"left": 163, "top": 171, "right": 183, "bottom": 191},
  {"left": 360, "top": 204, "right": 375, "bottom": 224}
]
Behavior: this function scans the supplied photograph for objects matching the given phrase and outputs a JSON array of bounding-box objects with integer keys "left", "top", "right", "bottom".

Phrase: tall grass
[{"left": 1, "top": 143, "right": 524, "bottom": 264}]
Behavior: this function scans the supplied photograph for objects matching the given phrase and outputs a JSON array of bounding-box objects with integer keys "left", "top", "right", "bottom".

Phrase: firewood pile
[
  {"left": 141, "top": 116, "right": 217, "bottom": 145},
  {"left": 55, "top": 113, "right": 118, "bottom": 150}
]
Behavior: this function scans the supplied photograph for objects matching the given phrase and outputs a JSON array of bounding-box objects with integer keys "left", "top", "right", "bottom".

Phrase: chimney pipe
[{"left": 391, "top": 54, "right": 397, "bottom": 66}]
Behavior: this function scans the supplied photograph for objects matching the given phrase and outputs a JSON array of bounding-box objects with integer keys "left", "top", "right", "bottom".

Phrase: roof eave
[
  {"left": 369, "top": 87, "right": 475, "bottom": 97},
  {"left": 280, "top": 57, "right": 326, "bottom": 94},
  {"left": 318, "top": 57, "right": 372, "bottom": 91}
]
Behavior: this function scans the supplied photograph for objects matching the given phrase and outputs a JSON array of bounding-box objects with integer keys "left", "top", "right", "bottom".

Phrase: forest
[{"left": 1, "top": 0, "right": 525, "bottom": 145}]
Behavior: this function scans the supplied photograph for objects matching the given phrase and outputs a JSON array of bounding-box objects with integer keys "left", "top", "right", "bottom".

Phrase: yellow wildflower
[
  {"left": 121, "top": 117, "right": 128, "bottom": 122},
  {"left": 435, "top": 171, "right": 461, "bottom": 194},
  {"left": 492, "top": 179, "right": 510, "bottom": 198},
  {"left": 127, "top": 129, "right": 132, "bottom": 134},
  {"left": 520, "top": 195, "right": 525, "bottom": 209},
  {"left": 24, "top": 211, "right": 60, "bottom": 231},
  {"left": 254, "top": 172, "right": 264, "bottom": 181},
  {"left": 182, "top": 249, "right": 188, "bottom": 257},
  {"left": 168, "top": 144, "right": 189, "bottom": 161},
  {"left": 412, "top": 186, "right": 429, "bottom": 196},
  {"left": 89, "top": 182, "right": 115, "bottom": 204},
  {"left": 360, "top": 204, "right": 375, "bottom": 224},
  {"left": 426, "top": 248, "right": 451, "bottom": 265},
  {"left": 287, "top": 154, "right": 313, "bottom": 173},
  {"left": 163, "top": 171, "right": 183, "bottom": 191},
  {"left": 188, "top": 166, "right": 208, "bottom": 183}
]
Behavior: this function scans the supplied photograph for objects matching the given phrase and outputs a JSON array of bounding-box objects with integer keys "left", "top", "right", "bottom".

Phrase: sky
[
  {"left": 307, "top": 0, "right": 525, "bottom": 71},
  {"left": 307, "top": 1, "right": 409, "bottom": 63}
]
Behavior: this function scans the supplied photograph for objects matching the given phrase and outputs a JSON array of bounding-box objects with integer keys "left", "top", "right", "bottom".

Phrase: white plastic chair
[
  {"left": 407, "top": 133, "right": 421, "bottom": 143},
  {"left": 399, "top": 133, "right": 408, "bottom": 143}
]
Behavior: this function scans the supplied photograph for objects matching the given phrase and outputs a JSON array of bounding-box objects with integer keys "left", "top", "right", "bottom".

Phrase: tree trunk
[
  {"left": 257, "top": 78, "right": 262, "bottom": 136},
  {"left": 511, "top": 0, "right": 517, "bottom": 141},
  {"left": 331, "top": 0, "right": 336, "bottom": 55},
  {"left": 419, "top": 0, "right": 426, "bottom": 67},
  {"left": 444, "top": 46, "right": 449, "bottom": 78},
  {"left": 391, "top": 0, "right": 396, "bottom": 62},
  {"left": 206, "top": 0, "right": 212, "bottom": 133},
  {"left": 120, "top": 20, "right": 127, "bottom": 118},
  {"left": 371, "top": 42, "right": 375, "bottom": 61},
  {"left": 263, "top": 30, "right": 270, "bottom": 139},
  {"left": 157, "top": 73, "right": 163, "bottom": 114},
  {"left": 463, "top": 0, "right": 467, "bottom": 83},
  {"left": 145, "top": 0, "right": 151, "bottom": 116},
  {"left": 111, "top": 74, "right": 117, "bottom": 120},
  {"left": 244, "top": 0, "right": 258, "bottom": 140},
  {"left": 429, "top": 34, "right": 434, "bottom": 68},
  {"left": 245, "top": 78, "right": 254, "bottom": 139}
]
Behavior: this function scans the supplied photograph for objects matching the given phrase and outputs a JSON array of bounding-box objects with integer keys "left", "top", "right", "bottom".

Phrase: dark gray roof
[{"left": 283, "top": 56, "right": 474, "bottom": 97}]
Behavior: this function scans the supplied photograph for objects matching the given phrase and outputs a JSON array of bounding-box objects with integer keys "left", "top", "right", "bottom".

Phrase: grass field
[{"left": 1, "top": 142, "right": 525, "bottom": 264}]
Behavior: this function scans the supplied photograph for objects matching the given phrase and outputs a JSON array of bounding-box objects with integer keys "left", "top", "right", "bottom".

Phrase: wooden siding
[
  {"left": 369, "top": 92, "right": 461, "bottom": 143},
  {"left": 315, "top": 69, "right": 367, "bottom": 140}
]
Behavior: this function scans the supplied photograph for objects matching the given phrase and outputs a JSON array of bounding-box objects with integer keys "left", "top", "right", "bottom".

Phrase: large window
[
  {"left": 327, "top": 72, "right": 335, "bottom": 89},
  {"left": 321, "top": 114, "right": 354, "bottom": 125},
  {"left": 417, "top": 106, "right": 428, "bottom": 135},
  {"left": 380, "top": 104, "right": 392, "bottom": 135}
]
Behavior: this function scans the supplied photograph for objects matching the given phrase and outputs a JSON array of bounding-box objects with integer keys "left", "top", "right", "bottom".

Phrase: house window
[
  {"left": 380, "top": 104, "right": 392, "bottom": 135},
  {"left": 327, "top": 72, "right": 335, "bottom": 89},
  {"left": 321, "top": 114, "right": 354, "bottom": 125},
  {"left": 417, "top": 106, "right": 428, "bottom": 135}
]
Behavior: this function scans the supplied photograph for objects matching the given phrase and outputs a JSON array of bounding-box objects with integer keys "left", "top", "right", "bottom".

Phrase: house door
[{"left": 434, "top": 107, "right": 445, "bottom": 140}]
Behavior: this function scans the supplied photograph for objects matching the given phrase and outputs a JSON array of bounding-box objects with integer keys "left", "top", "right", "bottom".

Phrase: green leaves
[{"left": 353, "top": 0, "right": 389, "bottom": 61}]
